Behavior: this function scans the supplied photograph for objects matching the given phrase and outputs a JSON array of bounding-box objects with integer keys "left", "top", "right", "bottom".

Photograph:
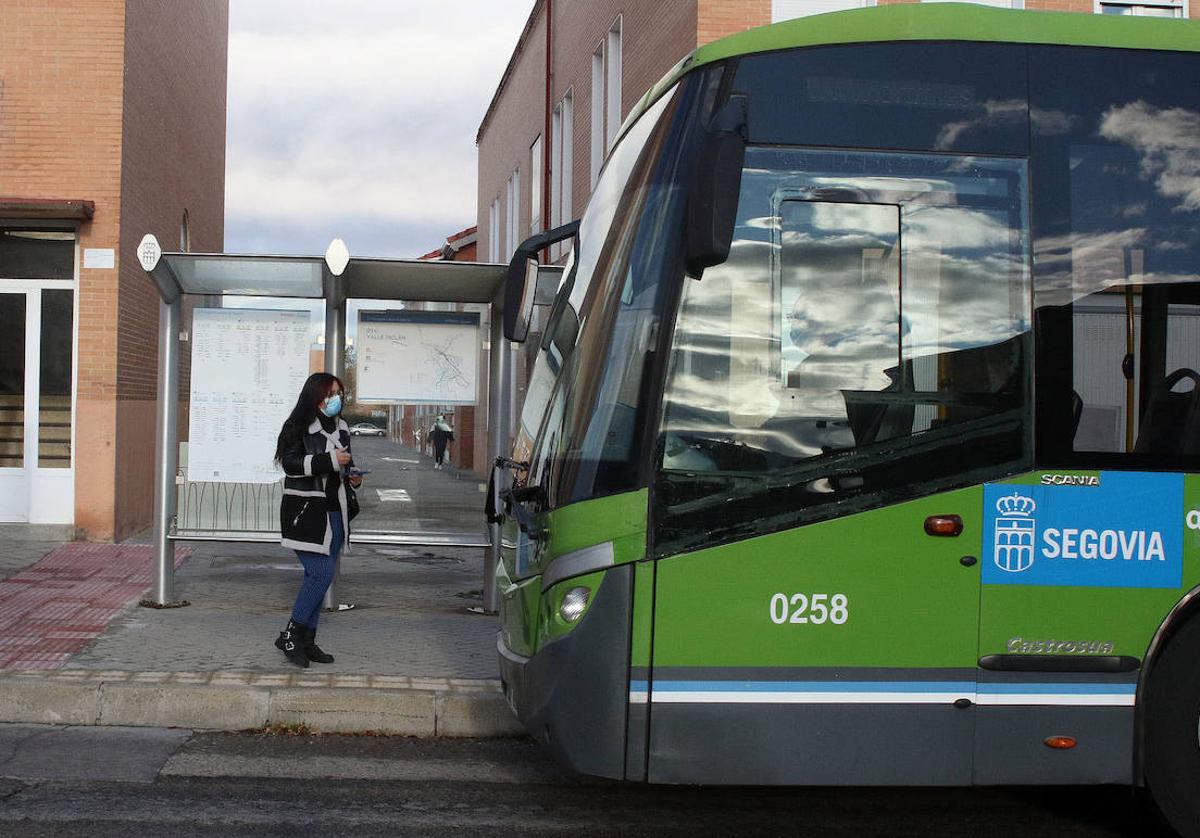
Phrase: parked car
[{"left": 349, "top": 423, "right": 385, "bottom": 437}]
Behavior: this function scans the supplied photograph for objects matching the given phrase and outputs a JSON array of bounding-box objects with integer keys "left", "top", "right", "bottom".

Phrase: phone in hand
[{"left": 346, "top": 467, "right": 370, "bottom": 477}]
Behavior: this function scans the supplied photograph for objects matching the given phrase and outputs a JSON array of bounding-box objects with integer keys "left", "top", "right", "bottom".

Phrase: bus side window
[{"left": 1030, "top": 45, "right": 1200, "bottom": 466}]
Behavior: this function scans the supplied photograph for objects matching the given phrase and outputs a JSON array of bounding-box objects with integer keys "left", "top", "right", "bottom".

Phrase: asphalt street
[
  {"left": 347, "top": 437, "right": 487, "bottom": 535},
  {"left": 0, "top": 724, "right": 1166, "bottom": 837}
]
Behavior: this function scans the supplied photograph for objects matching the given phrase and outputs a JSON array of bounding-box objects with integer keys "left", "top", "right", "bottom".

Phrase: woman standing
[{"left": 273, "top": 373, "right": 362, "bottom": 668}]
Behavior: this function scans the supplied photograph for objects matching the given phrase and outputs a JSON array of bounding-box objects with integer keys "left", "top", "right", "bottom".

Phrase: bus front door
[
  {"left": 645, "top": 490, "right": 984, "bottom": 786},
  {"left": 645, "top": 152, "right": 1033, "bottom": 785}
]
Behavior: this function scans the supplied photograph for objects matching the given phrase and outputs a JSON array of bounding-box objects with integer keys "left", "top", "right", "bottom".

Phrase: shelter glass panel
[{"left": 175, "top": 298, "right": 325, "bottom": 537}]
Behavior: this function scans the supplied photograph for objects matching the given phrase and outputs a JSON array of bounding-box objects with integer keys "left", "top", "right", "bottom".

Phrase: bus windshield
[
  {"left": 518, "top": 69, "right": 717, "bottom": 513},
  {"left": 655, "top": 148, "right": 1032, "bottom": 554}
]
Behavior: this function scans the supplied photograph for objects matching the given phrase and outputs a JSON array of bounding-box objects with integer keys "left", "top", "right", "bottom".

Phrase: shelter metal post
[
  {"left": 153, "top": 297, "right": 182, "bottom": 605},
  {"left": 323, "top": 271, "right": 348, "bottom": 611},
  {"left": 483, "top": 299, "right": 510, "bottom": 614}
]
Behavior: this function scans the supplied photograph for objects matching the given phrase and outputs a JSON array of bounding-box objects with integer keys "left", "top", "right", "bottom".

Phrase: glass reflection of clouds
[
  {"left": 935, "top": 98, "right": 1027, "bottom": 151},
  {"left": 1099, "top": 101, "right": 1200, "bottom": 213},
  {"left": 1033, "top": 103, "right": 1200, "bottom": 308},
  {"left": 780, "top": 201, "right": 899, "bottom": 421},
  {"left": 661, "top": 148, "right": 1030, "bottom": 473},
  {"left": 1030, "top": 107, "right": 1074, "bottom": 137}
]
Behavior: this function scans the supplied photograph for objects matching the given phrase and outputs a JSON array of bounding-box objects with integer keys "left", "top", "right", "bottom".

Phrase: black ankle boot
[
  {"left": 274, "top": 619, "right": 310, "bottom": 668},
  {"left": 304, "top": 626, "right": 334, "bottom": 664}
]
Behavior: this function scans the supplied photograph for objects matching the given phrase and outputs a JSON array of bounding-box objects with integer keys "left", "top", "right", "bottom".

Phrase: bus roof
[{"left": 619, "top": 4, "right": 1200, "bottom": 145}]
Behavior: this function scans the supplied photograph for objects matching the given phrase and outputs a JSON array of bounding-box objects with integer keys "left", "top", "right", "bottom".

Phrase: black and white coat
[{"left": 279, "top": 417, "right": 354, "bottom": 555}]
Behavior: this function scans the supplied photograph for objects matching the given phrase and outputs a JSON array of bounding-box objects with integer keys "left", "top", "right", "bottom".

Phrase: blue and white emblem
[{"left": 993, "top": 492, "right": 1037, "bottom": 573}]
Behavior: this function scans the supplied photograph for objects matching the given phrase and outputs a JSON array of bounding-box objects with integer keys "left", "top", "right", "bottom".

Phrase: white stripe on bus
[{"left": 631, "top": 691, "right": 1135, "bottom": 706}]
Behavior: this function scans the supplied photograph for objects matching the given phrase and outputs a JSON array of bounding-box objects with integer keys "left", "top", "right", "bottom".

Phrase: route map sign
[{"left": 356, "top": 310, "right": 480, "bottom": 404}]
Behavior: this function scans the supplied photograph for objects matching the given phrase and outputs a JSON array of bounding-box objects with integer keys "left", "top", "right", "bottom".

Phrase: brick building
[
  {"left": 477, "top": 0, "right": 1195, "bottom": 265},
  {"left": 0, "top": 1, "right": 228, "bottom": 539}
]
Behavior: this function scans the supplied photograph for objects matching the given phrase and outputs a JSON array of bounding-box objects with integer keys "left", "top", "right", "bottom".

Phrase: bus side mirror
[
  {"left": 685, "top": 96, "right": 747, "bottom": 280},
  {"left": 503, "top": 220, "right": 580, "bottom": 343},
  {"left": 503, "top": 255, "right": 539, "bottom": 343}
]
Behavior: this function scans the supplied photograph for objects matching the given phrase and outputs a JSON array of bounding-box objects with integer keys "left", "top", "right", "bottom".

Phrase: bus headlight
[{"left": 559, "top": 587, "right": 590, "bottom": 622}]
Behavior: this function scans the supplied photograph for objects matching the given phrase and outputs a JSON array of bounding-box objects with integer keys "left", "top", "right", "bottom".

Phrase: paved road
[
  {"left": 347, "top": 438, "right": 487, "bottom": 535},
  {"left": 0, "top": 724, "right": 1166, "bottom": 837}
]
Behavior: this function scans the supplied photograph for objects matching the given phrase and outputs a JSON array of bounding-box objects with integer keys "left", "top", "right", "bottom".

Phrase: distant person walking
[
  {"left": 273, "top": 373, "right": 362, "bottom": 668},
  {"left": 427, "top": 415, "right": 455, "bottom": 470}
]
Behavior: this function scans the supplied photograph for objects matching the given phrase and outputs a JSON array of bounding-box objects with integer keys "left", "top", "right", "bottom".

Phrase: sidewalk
[{"left": 0, "top": 447, "right": 522, "bottom": 738}]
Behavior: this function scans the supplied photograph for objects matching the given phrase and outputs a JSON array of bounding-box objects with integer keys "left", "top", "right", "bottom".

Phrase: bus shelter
[{"left": 139, "top": 235, "right": 521, "bottom": 613}]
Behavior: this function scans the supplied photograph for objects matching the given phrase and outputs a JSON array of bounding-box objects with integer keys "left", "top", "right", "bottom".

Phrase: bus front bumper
[{"left": 495, "top": 565, "right": 633, "bottom": 780}]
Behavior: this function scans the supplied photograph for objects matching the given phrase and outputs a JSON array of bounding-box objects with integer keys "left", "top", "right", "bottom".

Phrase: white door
[{"left": 0, "top": 285, "right": 75, "bottom": 524}]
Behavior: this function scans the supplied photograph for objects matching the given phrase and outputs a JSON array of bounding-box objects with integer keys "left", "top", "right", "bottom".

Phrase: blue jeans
[{"left": 290, "top": 511, "right": 343, "bottom": 630}]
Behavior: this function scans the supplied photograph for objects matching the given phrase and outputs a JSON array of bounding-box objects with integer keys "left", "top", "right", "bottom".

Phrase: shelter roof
[{"left": 151, "top": 251, "right": 507, "bottom": 306}]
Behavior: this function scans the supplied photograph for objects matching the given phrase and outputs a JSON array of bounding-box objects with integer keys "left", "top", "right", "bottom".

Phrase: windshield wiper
[{"left": 661, "top": 410, "right": 1025, "bottom": 513}]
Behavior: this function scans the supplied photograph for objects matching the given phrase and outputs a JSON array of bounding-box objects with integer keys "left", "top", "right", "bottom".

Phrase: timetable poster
[{"left": 187, "top": 308, "right": 312, "bottom": 483}]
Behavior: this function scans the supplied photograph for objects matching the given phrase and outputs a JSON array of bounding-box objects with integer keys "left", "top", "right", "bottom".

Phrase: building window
[
  {"left": 551, "top": 89, "right": 573, "bottom": 259},
  {"left": 0, "top": 229, "right": 75, "bottom": 280},
  {"left": 591, "top": 45, "right": 605, "bottom": 188},
  {"left": 505, "top": 167, "right": 520, "bottom": 260},
  {"left": 488, "top": 197, "right": 500, "bottom": 263},
  {"left": 590, "top": 17, "right": 624, "bottom": 189},
  {"left": 530, "top": 135, "right": 543, "bottom": 235},
  {"left": 551, "top": 105, "right": 562, "bottom": 233},
  {"left": 180, "top": 209, "right": 191, "bottom": 252},
  {"left": 1096, "top": 0, "right": 1184, "bottom": 14},
  {"left": 606, "top": 17, "right": 622, "bottom": 151},
  {"left": 772, "top": 0, "right": 876, "bottom": 20}
]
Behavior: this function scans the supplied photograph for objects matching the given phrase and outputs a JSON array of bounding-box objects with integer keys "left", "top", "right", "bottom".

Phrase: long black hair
[{"left": 274, "top": 372, "right": 344, "bottom": 464}]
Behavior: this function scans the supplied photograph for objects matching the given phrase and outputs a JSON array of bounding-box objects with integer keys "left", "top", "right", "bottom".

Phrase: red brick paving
[{"left": 0, "top": 543, "right": 188, "bottom": 670}]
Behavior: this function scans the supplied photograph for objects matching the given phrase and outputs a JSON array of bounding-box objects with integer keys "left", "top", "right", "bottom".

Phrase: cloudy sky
[{"left": 225, "top": 1, "right": 531, "bottom": 259}]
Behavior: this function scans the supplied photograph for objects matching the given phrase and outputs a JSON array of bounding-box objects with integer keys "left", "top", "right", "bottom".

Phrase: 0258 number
[{"left": 769, "top": 593, "right": 848, "bottom": 625}]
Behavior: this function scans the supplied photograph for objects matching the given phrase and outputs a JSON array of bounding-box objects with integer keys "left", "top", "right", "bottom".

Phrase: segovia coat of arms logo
[{"left": 994, "top": 492, "right": 1037, "bottom": 572}]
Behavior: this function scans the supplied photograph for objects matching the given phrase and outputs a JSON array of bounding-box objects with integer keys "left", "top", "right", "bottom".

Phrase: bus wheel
[{"left": 1145, "top": 615, "right": 1200, "bottom": 838}]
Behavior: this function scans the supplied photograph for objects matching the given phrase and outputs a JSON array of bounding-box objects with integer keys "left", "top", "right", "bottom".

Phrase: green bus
[{"left": 492, "top": 5, "right": 1200, "bottom": 833}]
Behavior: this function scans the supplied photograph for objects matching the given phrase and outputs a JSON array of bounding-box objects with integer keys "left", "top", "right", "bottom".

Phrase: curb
[{"left": 0, "top": 671, "right": 524, "bottom": 737}]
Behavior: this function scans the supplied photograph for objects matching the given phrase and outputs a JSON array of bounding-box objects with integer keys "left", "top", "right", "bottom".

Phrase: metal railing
[
  {"left": 170, "top": 442, "right": 489, "bottom": 548},
  {"left": 172, "top": 442, "right": 279, "bottom": 539}
]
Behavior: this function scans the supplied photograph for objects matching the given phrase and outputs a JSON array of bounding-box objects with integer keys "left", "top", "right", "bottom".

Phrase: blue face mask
[{"left": 320, "top": 394, "right": 342, "bottom": 417}]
